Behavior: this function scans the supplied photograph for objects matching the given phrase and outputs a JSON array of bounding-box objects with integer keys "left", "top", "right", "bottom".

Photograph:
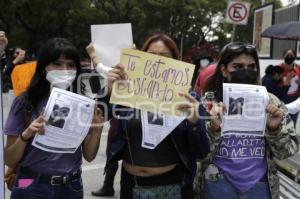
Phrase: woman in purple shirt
[
  {"left": 4, "top": 38, "right": 103, "bottom": 199},
  {"left": 194, "top": 42, "right": 299, "bottom": 199}
]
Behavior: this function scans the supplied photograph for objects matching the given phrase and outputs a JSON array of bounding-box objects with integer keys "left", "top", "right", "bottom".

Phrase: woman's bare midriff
[{"left": 123, "top": 161, "right": 177, "bottom": 177}]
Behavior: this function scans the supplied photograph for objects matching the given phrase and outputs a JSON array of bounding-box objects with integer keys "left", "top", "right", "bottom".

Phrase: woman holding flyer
[
  {"left": 4, "top": 38, "right": 103, "bottom": 199},
  {"left": 194, "top": 42, "right": 299, "bottom": 199},
  {"left": 98, "top": 32, "right": 210, "bottom": 198}
]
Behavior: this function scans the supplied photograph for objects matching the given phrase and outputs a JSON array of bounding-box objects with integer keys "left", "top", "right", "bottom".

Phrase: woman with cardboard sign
[{"left": 97, "top": 32, "right": 210, "bottom": 199}]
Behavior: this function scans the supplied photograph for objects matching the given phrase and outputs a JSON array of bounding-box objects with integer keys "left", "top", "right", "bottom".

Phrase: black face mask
[
  {"left": 228, "top": 70, "right": 257, "bottom": 85},
  {"left": 284, "top": 56, "right": 295, "bottom": 65}
]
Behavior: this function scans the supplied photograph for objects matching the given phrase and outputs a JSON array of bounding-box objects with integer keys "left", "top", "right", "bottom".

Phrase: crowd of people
[{"left": 0, "top": 30, "right": 299, "bottom": 199}]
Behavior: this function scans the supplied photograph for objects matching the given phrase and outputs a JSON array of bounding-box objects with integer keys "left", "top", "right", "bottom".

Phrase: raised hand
[
  {"left": 209, "top": 102, "right": 225, "bottom": 132},
  {"left": 13, "top": 49, "right": 26, "bottom": 65},
  {"left": 266, "top": 104, "right": 284, "bottom": 132},
  {"left": 91, "top": 106, "right": 104, "bottom": 131},
  {"left": 107, "top": 64, "right": 127, "bottom": 95},
  {"left": 22, "top": 115, "right": 46, "bottom": 140},
  {"left": 86, "top": 43, "right": 100, "bottom": 66},
  {"left": 176, "top": 92, "right": 199, "bottom": 124}
]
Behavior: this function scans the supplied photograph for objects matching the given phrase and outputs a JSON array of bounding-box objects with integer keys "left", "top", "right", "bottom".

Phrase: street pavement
[{"left": 3, "top": 93, "right": 121, "bottom": 199}]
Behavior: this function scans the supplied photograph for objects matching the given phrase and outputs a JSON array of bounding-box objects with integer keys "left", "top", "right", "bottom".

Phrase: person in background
[
  {"left": 2, "top": 47, "right": 27, "bottom": 91},
  {"left": 11, "top": 47, "right": 26, "bottom": 64},
  {"left": 280, "top": 49, "right": 300, "bottom": 125},
  {"left": 0, "top": 31, "right": 8, "bottom": 67},
  {"left": 280, "top": 49, "right": 300, "bottom": 102},
  {"left": 98, "top": 32, "right": 210, "bottom": 199},
  {"left": 191, "top": 54, "right": 213, "bottom": 90},
  {"left": 194, "top": 42, "right": 299, "bottom": 199},
  {"left": 86, "top": 43, "right": 119, "bottom": 197},
  {"left": 262, "top": 64, "right": 290, "bottom": 102},
  {"left": 0, "top": 31, "right": 11, "bottom": 92},
  {"left": 4, "top": 38, "right": 103, "bottom": 199},
  {"left": 194, "top": 64, "right": 216, "bottom": 96}
]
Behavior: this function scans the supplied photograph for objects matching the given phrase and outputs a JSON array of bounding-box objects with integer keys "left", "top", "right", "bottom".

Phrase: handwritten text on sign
[{"left": 110, "top": 49, "right": 195, "bottom": 115}]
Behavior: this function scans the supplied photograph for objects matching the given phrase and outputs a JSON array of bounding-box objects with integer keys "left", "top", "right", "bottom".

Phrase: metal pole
[
  {"left": 261, "top": 0, "right": 265, "bottom": 5},
  {"left": 231, "top": 24, "right": 236, "bottom": 42}
]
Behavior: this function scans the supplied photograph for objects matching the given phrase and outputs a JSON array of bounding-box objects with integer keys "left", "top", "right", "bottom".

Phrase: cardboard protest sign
[
  {"left": 110, "top": 49, "right": 195, "bottom": 116},
  {"left": 11, "top": 61, "right": 37, "bottom": 96}
]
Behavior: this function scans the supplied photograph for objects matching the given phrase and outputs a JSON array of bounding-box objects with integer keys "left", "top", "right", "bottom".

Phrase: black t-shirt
[{"left": 122, "top": 111, "right": 179, "bottom": 167}]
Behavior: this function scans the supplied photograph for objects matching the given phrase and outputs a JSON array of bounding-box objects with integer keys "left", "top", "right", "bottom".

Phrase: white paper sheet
[
  {"left": 221, "top": 83, "right": 269, "bottom": 137},
  {"left": 91, "top": 23, "right": 133, "bottom": 67},
  {"left": 141, "top": 111, "right": 185, "bottom": 149},
  {"left": 32, "top": 88, "right": 95, "bottom": 153}
]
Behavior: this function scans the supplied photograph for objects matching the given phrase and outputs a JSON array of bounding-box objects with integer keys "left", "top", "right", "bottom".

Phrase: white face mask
[
  {"left": 200, "top": 58, "right": 210, "bottom": 68},
  {"left": 46, "top": 70, "right": 77, "bottom": 90}
]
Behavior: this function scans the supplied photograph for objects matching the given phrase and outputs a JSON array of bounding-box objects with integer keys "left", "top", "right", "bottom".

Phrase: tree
[
  {"left": 0, "top": 0, "right": 98, "bottom": 55},
  {"left": 0, "top": 0, "right": 283, "bottom": 57}
]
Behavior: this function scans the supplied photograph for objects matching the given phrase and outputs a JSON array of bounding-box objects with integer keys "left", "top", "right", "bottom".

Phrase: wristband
[{"left": 20, "top": 134, "right": 30, "bottom": 142}]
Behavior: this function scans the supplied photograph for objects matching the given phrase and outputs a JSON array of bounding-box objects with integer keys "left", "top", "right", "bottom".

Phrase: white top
[{"left": 286, "top": 98, "right": 300, "bottom": 114}]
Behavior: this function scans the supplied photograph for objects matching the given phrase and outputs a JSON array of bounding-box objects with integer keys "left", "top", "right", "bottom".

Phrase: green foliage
[{"left": 0, "top": 0, "right": 282, "bottom": 56}]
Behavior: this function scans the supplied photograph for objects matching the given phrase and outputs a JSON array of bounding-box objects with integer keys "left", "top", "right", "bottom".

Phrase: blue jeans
[
  {"left": 10, "top": 172, "right": 83, "bottom": 199},
  {"left": 203, "top": 174, "right": 271, "bottom": 199}
]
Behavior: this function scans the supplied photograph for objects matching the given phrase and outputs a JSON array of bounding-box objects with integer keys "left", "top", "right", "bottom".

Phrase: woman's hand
[
  {"left": 176, "top": 92, "right": 199, "bottom": 124},
  {"left": 209, "top": 102, "right": 225, "bottom": 133},
  {"left": 22, "top": 115, "right": 46, "bottom": 140},
  {"left": 107, "top": 64, "right": 127, "bottom": 95},
  {"left": 83, "top": 106, "right": 104, "bottom": 162},
  {"left": 266, "top": 104, "right": 284, "bottom": 132},
  {"left": 86, "top": 43, "right": 100, "bottom": 66},
  {"left": 90, "top": 107, "right": 104, "bottom": 132},
  {"left": 12, "top": 49, "right": 25, "bottom": 65}
]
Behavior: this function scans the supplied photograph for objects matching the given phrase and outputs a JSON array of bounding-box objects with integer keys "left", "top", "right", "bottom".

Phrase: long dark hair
[
  {"left": 141, "top": 32, "right": 180, "bottom": 60},
  {"left": 204, "top": 42, "right": 260, "bottom": 101},
  {"left": 26, "top": 38, "right": 81, "bottom": 108}
]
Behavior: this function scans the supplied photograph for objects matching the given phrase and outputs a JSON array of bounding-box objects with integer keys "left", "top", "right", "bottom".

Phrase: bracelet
[{"left": 20, "top": 134, "right": 30, "bottom": 142}]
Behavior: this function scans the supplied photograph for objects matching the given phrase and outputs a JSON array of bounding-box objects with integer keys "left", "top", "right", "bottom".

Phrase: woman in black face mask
[
  {"left": 194, "top": 42, "right": 299, "bottom": 199},
  {"left": 283, "top": 49, "right": 296, "bottom": 66},
  {"left": 203, "top": 42, "right": 260, "bottom": 100},
  {"left": 280, "top": 49, "right": 299, "bottom": 102},
  {"left": 280, "top": 49, "right": 300, "bottom": 125}
]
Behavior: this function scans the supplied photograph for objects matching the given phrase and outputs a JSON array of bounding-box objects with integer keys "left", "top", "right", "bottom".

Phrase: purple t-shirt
[
  {"left": 4, "top": 96, "right": 82, "bottom": 175},
  {"left": 213, "top": 134, "right": 267, "bottom": 193}
]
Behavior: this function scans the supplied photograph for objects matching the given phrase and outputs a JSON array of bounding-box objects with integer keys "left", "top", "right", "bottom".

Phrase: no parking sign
[{"left": 226, "top": 1, "right": 250, "bottom": 25}]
